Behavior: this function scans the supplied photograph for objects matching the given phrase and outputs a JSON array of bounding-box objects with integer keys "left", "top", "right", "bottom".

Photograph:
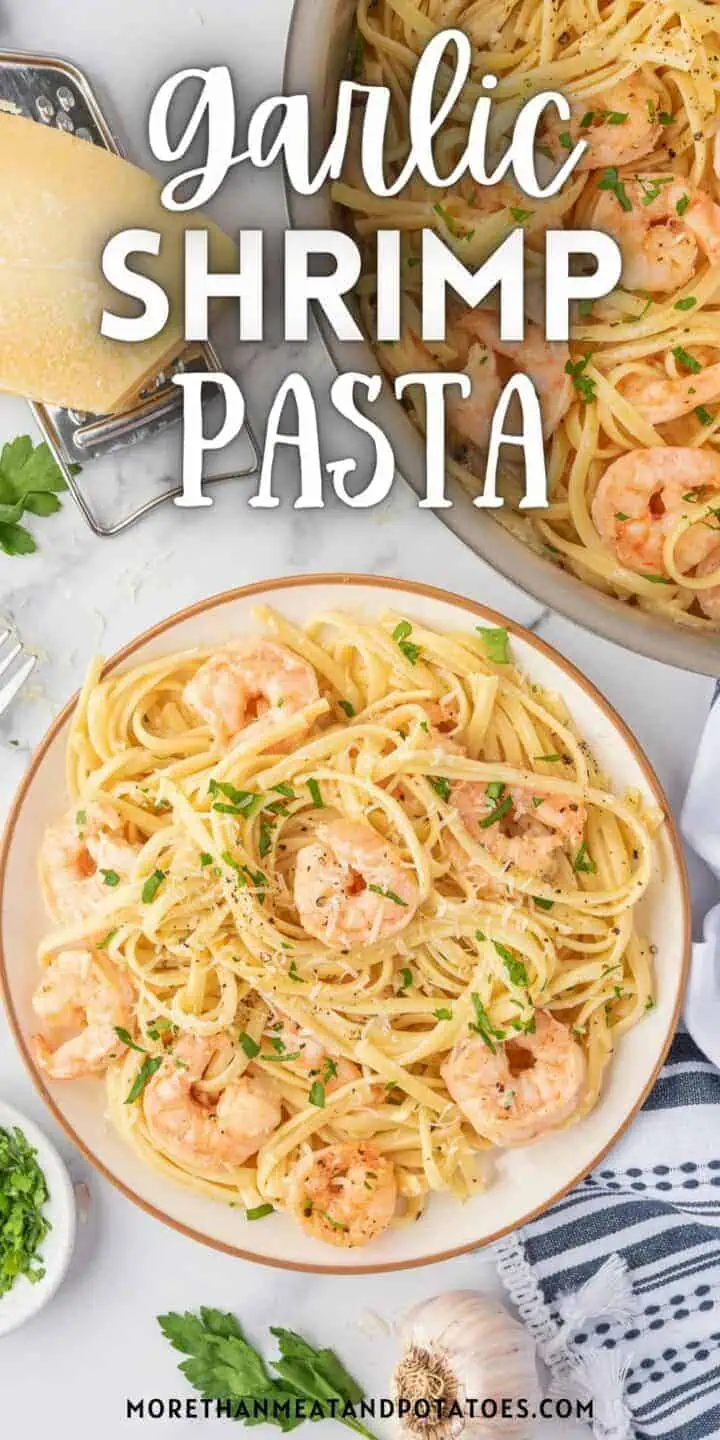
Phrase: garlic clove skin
[{"left": 393, "top": 1290, "right": 542, "bottom": 1440}]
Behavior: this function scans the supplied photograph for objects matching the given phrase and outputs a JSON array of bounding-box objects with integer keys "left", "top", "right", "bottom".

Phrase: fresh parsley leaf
[
  {"left": 574, "top": 841, "right": 597, "bottom": 874},
  {"left": 141, "top": 870, "right": 166, "bottom": 904},
  {"left": 308, "top": 1081, "right": 325, "bottom": 1108},
  {"left": 113, "top": 1026, "right": 145, "bottom": 1054},
  {"left": 672, "top": 345, "right": 701, "bottom": 374},
  {"left": 495, "top": 943, "right": 529, "bottom": 987},
  {"left": 477, "top": 626, "right": 510, "bottom": 664},
  {"left": 469, "top": 994, "right": 505, "bottom": 1053},
  {"left": 246, "top": 1203, "right": 274, "bottom": 1221},
  {"left": 239, "top": 1032, "right": 260, "bottom": 1059},
  {"left": 100, "top": 869, "right": 120, "bottom": 887},
  {"left": 433, "top": 1007, "right": 452, "bottom": 1021},
  {"left": 307, "top": 778, "right": 324, "bottom": 809},
  {"left": 338, "top": 700, "right": 355, "bottom": 718},
  {"left": 125, "top": 1055, "right": 162, "bottom": 1104},
  {"left": 427, "top": 775, "right": 452, "bottom": 802},
  {"left": 367, "top": 883, "right": 408, "bottom": 906},
  {"left": 478, "top": 793, "right": 513, "bottom": 829},
  {"left": 158, "top": 1309, "right": 379, "bottom": 1438},
  {"left": 597, "top": 167, "right": 631, "bottom": 212},
  {"left": 0, "top": 437, "right": 69, "bottom": 558}
]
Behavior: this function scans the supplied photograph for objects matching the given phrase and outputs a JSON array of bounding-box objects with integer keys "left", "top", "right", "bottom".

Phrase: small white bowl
[{"left": 0, "top": 1100, "right": 76, "bottom": 1336}]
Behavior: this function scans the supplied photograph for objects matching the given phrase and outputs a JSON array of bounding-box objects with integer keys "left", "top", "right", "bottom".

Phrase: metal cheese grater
[{"left": 0, "top": 51, "right": 259, "bottom": 535}]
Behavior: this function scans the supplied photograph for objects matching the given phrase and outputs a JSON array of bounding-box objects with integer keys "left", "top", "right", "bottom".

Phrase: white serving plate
[
  {"left": 0, "top": 1100, "right": 76, "bottom": 1335},
  {"left": 0, "top": 575, "right": 690, "bottom": 1274}
]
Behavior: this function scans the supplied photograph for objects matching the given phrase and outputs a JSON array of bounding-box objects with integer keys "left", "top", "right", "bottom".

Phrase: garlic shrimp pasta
[
  {"left": 31, "top": 609, "right": 660, "bottom": 1248},
  {"left": 337, "top": 0, "right": 720, "bottom": 628}
]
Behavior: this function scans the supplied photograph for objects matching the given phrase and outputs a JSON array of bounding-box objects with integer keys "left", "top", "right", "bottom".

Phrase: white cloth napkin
[{"left": 681, "top": 694, "right": 720, "bottom": 1069}]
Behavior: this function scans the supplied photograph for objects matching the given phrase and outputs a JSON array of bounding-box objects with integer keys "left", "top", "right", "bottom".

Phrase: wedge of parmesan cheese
[{"left": 0, "top": 112, "right": 236, "bottom": 415}]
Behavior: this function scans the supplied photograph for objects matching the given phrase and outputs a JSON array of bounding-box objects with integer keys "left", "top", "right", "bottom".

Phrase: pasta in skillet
[
  {"left": 32, "top": 608, "right": 660, "bottom": 1247},
  {"left": 337, "top": 0, "right": 720, "bottom": 628}
]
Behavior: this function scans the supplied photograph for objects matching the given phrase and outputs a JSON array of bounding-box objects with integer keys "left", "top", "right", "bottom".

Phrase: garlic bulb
[{"left": 393, "top": 1291, "right": 541, "bottom": 1440}]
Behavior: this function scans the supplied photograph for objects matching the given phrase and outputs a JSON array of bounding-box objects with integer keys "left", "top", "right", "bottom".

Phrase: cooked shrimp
[
  {"left": 294, "top": 819, "right": 420, "bottom": 949},
  {"left": 591, "top": 448, "right": 720, "bottom": 575},
  {"left": 41, "top": 800, "right": 140, "bottom": 924},
  {"left": 453, "top": 782, "right": 585, "bottom": 878},
  {"left": 143, "top": 1034, "right": 282, "bottom": 1173},
  {"left": 456, "top": 313, "right": 573, "bottom": 441},
  {"left": 32, "top": 948, "right": 136, "bottom": 1080},
  {"left": 446, "top": 342, "right": 502, "bottom": 452},
  {"left": 288, "top": 1141, "right": 397, "bottom": 1248},
  {"left": 589, "top": 180, "right": 720, "bottom": 294},
  {"left": 547, "top": 76, "right": 662, "bottom": 171},
  {"left": 441, "top": 1010, "right": 586, "bottom": 1147},
  {"left": 184, "top": 641, "right": 319, "bottom": 745},
  {"left": 622, "top": 359, "right": 720, "bottom": 426},
  {"left": 268, "top": 1015, "right": 363, "bottom": 1095}
]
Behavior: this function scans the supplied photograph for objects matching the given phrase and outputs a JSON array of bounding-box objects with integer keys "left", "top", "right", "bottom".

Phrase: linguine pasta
[
  {"left": 337, "top": 0, "right": 720, "bottom": 629},
  {"left": 32, "top": 608, "right": 660, "bottom": 1246}
]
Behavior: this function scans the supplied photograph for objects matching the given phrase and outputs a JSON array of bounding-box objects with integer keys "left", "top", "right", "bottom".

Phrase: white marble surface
[{"left": 0, "top": 0, "right": 717, "bottom": 1434}]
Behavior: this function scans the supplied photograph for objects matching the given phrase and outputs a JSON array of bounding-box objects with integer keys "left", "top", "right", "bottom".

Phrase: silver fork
[{"left": 0, "top": 626, "right": 37, "bottom": 719}]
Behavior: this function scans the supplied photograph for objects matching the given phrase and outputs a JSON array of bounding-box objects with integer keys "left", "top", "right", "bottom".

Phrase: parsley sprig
[
  {"left": 158, "top": 1310, "right": 378, "bottom": 1438},
  {"left": 0, "top": 436, "right": 71, "bottom": 557}
]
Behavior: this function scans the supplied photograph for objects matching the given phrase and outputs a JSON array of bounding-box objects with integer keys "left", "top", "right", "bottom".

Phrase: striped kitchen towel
[{"left": 495, "top": 1031, "right": 720, "bottom": 1440}]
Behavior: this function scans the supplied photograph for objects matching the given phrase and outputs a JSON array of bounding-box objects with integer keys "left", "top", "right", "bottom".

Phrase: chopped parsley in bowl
[{"left": 0, "top": 1102, "right": 76, "bottom": 1335}]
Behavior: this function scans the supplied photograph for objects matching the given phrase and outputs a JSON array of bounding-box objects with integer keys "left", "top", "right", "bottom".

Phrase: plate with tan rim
[{"left": 0, "top": 575, "right": 690, "bottom": 1274}]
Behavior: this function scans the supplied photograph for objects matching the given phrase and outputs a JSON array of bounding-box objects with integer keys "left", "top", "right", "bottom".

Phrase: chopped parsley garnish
[
  {"left": 433, "top": 1007, "right": 452, "bottom": 1021},
  {"left": 0, "top": 1126, "right": 51, "bottom": 1297},
  {"left": 113, "top": 1026, "right": 146, "bottom": 1054},
  {"left": 574, "top": 842, "right": 597, "bottom": 874},
  {"left": 246, "top": 1203, "right": 274, "bottom": 1221},
  {"left": 101, "top": 869, "right": 120, "bottom": 887},
  {"left": 644, "top": 574, "right": 672, "bottom": 584},
  {"left": 392, "top": 619, "right": 421, "bottom": 664},
  {"left": 368, "top": 884, "right": 408, "bottom": 906},
  {"left": 486, "top": 780, "right": 506, "bottom": 801},
  {"left": 495, "top": 945, "right": 529, "bottom": 988},
  {"left": 565, "top": 353, "right": 596, "bottom": 403},
  {"left": 615, "top": 511, "right": 630, "bottom": 521},
  {"left": 75, "top": 809, "right": 87, "bottom": 826},
  {"left": 658, "top": 110, "right": 674, "bottom": 126},
  {"left": 676, "top": 193, "right": 689, "bottom": 216},
  {"left": 125, "top": 1055, "right": 163, "bottom": 1104},
  {"left": 200, "top": 852, "right": 213, "bottom": 868},
  {"left": 307, "top": 778, "right": 324, "bottom": 809},
  {"left": 558, "top": 131, "right": 572, "bottom": 150},
  {"left": 469, "top": 994, "right": 505, "bottom": 1053},
  {"left": 97, "top": 929, "right": 118, "bottom": 949},
  {"left": 271, "top": 783, "right": 295, "bottom": 799},
  {"left": 674, "top": 296, "right": 697, "bottom": 311},
  {"left": 141, "top": 869, "right": 166, "bottom": 904},
  {"left": 478, "top": 793, "right": 513, "bottom": 828},
  {"left": 535, "top": 753, "right": 562, "bottom": 762},
  {"left": 258, "top": 818, "right": 273, "bottom": 859},
  {"left": 427, "top": 775, "right": 452, "bottom": 802},
  {"left": 398, "top": 967, "right": 413, "bottom": 994},
  {"left": 597, "top": 167, "right": 631, "bottom": 212},
  {"left": 477, "top": 626, "right": 510, "bottom": 664},
  {"left": 338, "top": 700, "right": 355, "bottom": 718},
  {"left": 672, "top": 345, "right": 702, "bottom": 374},
  {"left": 239, "top": 1032, "right": 260, "bottom": 1059},
  {"left": 309, "top": 1081, "right": 326, "bottom": 1108},
  {"left": 510, "top": 206, "right": 532, "bottom": 223},
  {"left": 533, "top": 896, "right": 554, "bottom": 911},
  {"left": 288, "top": 959, "right": 304, "bottom": 983},
  {"left": 695, "top": 406, "right": 714, "bottom": 426}
]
